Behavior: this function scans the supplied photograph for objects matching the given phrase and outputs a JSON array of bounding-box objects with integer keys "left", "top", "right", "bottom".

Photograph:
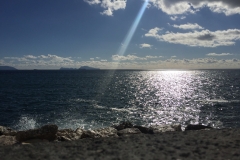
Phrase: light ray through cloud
[
  {"left": 95, "top": 0, "right": 149, "bottom": 101},
  {"left": 117, "top": 0, "right": 149, "bottom": 57}
]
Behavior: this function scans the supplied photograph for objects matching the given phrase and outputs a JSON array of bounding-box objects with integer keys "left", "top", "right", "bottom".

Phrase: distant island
[
  {"left": 0, "top": 66, "right": 18, "bottom": 70},
  {"left": 60, "top": 66, "right": 100, "bottom": 70},
  {"left": 79, "top": 66, "right": 100, "bottom": 70},
  {"left": 59, "top": 67, "right": 78, "bottom": 70}
]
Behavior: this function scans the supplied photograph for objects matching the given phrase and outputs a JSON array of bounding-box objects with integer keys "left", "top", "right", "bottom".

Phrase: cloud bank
[
  {"left": 145, "top": 28, "right": 240, "bottom": 47},
  {"left": 207, "top": 53, "right": 233, "bottom": 56},
  {"left": 84, "top": 0, "right": 240, "bottom": 17},
  {"left": 1, "top": 54, "right": 239, "bottom": 69},
  {"left": 112, "top": 54, "right": 161, "bottom": 61},
  {"left": 149, "top": 0, "right": 240, "bottom": 16}
]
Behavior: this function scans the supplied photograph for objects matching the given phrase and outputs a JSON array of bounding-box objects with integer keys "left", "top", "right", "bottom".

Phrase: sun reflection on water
[{"left": 130, "top": 70, "right": 205, "bottom": 127}]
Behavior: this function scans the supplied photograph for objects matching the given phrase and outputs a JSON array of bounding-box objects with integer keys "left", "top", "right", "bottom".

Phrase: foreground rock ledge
[
  {"left": 0, "top": 128, "right": 240, "bottom": 160},
  {"left": 0, "top": 123, "right": 213, "bottom": 146}
]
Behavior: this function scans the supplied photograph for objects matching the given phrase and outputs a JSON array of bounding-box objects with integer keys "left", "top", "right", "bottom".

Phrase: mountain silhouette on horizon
[{"left": 0, "top": 66, "right": 18, "bottom": 70}]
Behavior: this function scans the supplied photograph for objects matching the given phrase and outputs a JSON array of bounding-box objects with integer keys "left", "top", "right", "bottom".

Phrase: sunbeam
[
  {"left": 95, "top": 0, "right": 149, "bottom": 101},
  {"left": 117, "top": 0, "right": 149, "bottom": 57}
]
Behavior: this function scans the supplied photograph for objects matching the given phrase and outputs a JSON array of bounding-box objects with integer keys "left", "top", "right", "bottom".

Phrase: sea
[{"left": 0, "top": 70, "right": 240, "bottom": 131}]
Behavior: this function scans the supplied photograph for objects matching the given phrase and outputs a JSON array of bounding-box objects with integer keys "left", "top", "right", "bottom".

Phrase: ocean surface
[{"left": 0, "top": 70, "right": 240, "bottom": 131}]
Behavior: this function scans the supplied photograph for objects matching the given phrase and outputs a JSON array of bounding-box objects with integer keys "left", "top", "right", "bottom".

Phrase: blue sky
[{"left": 0, "top": 0, "right": 240, "bottom": 69}]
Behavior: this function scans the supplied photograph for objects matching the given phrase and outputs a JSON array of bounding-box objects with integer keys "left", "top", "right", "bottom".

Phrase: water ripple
[{"left": 0, "top": 70, "right": 240, "bottom": 130}]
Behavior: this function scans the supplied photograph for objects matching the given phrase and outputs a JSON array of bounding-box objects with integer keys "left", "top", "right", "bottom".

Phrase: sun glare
[{"left": 156, "top": 70, "right": 190, "bottom": 98}]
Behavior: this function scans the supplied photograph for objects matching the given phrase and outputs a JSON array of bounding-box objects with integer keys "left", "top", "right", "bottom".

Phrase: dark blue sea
[{"left": 0, "top": 70, "right": 240, "bottom": 131}]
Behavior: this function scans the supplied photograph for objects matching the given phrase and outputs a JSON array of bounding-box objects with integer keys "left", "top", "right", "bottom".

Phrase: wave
[
  {"left": 196, "top": 99, "right": 240, "bottom": 103},
  {"left": 111, "top": 108, "right": 131, "bottom": 113},
  {"left": 12, "top": 115, "right": 37, "bottom": 131}
]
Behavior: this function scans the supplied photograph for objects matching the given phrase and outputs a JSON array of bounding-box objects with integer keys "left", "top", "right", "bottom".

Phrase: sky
[{"left": 0, "top": 0, "right": 240, "bottom": 70}]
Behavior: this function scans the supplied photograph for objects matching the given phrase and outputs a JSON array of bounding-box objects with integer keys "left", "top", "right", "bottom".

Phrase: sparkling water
[{"left": 0, "top": 70, "right": 239, "bottom": 130}]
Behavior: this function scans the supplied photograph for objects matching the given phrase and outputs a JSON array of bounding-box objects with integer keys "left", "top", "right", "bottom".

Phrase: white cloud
[
  {"left": 145, "top": 27, "right": 163, "bottom": 37},
  {"left": 206, "top": 53, "right": 233, "bottom": 56},
  {"left": 84, "top": 0, "right": 127, "bottom": 16},
  {"left": 84, "top": 0, "right": 101, "bottom": 5},
  {"left": 140, "top": 43, "right": 152, "bottom": 48},
  {"left": 101, "top": 8, "right": 113, "bottom": 16},
  {"left": 146, "top": 55, "right": 162, "bottom": 59},
  {"left": 112, "top": 54, "right": 147, "bottom": 61},
  {"left": 112, "top": 54, "right": 163, "bottom": 61},
  {"left": 149, "top": 0, "right": 240, "bottom": 16},
  {"left": 180, "top": 16, "right": 186, "bottom": 19},
  {"left": 170, "top": 16, "right": 178, "bottom": 21},
  {"left": 0, "top": 59, "right": 4, "bottom": 65},
  {"left": 90, "top": 58, "right": 95, "bottom": 61},
  {"left": 24, "top": 55, "right": 37, "bottom": 59},
  {"left": 43, "top": 54, "right": 73, "bottom": 62},
  {"left": 2, "top": 54, "right": 75, "bottom": 69},
  {"left": 145, "top": 28, "right": 240, "bottom": 47},
  {"left": 149, "top": 0, "right": 195, "bottom": 15},
  {"left": 109, "top": 57, "right": 240, "bottom": 69},
  {"left": 85, "top": 0, "right": 240, "bottom": 17},
  {"left": 172, "top": 23, "right": 204, "bottom": 30},
  {"left": 170, "top": 16, "right": 186, "bottom": 21}
]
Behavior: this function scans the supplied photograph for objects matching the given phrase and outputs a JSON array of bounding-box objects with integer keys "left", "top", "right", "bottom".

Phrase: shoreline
[
  {"left": 1, "top": 123, "right": 240, "bottom": 159},
  {"left": 1, "top": 128, "right": 240, "bottom": 160}
]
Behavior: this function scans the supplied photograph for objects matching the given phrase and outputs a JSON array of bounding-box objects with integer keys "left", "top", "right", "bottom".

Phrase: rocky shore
[{"left": 1, "top": 122, "right": 240, "bottom": 160}]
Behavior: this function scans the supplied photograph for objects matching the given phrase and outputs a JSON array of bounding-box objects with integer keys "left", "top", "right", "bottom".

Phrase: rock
[
  {"left": 0, "top": 135, "right": 17, "bottom": 146},
  {"left": 134, "top": 125, "right": 153, "bottom": 134},
  {"left": 172, "top": 125, "right": 182, "bottom": 131},
  {"left": 185, "top": 124, "right": 212, "bottom": 131},
  {"left": 117, "top": 128, "right": 141, "bottom": 136},
  {"left": 81, "top": 130, "right": 94, "bottom": 139},
  {"left": 16, "top": 124, "right": 58, "bottom": 142},
  {"left": 112, "top": 121, "right": 133, "bottom": 131},
  {"left": 75, "top": 128, "right": 84, "bottom": 135},
  {"left": 150, "top": 125, "right": 182, "bottom": 134},
  {"left": 81, "top": 127, "right": 118, "bottom": 139},
  {"left": 57, "top": 128, "right": 83, "bottom": 141},
  {"left": 0, "top": 126, "right": 17, "bottom": 136},
  {"left": 95, "top": 127, "right": 118, "bottom": 138},
  {"left": 81, "top": 130, "right": 100, "bottom": 139},
  {"left": 57, "top": 136, "right": 72, "bottom": 141}
]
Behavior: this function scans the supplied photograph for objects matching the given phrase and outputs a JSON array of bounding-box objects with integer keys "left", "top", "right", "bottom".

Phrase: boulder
[
  {"left": 95, "top": 127, "right": 118, "bottom": 138},
  {"left": 76, "top": 128, "right": 84, "bottom": 135},
  {"left": 16, "top": 124, "right": 58, "bottom": 142},
  {"left": 0, "top": 126, "right": 17, "bottom": 136},
  {"left": 134, "top": 125, "right": 153, "bottom": 134},
  {"left": 117, "top": 128, "right": 141, "bottom": 136},
  {"left": 150, "top": 125, "right": 182, "bottom": 134},
  {"left": 0, "top": 135, "right": 17, "bottom": 146},
  {"left": 185, "top": 124, "right": 212, "bottom": 131},
  {"left": 81, "top": 127, "right": 118, "bottom": 139},
  {"left": 57, "top": 128, "right": 83, "bottom": 141},
  {"left": 81, "top": 130, "right": 100, "bottom": 139},
  {"left": 112, "top": 121, "right": 133, "bottom": 131}
]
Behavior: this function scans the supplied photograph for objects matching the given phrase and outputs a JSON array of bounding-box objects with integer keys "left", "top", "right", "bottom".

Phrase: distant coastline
[
  {"left": 60, "top": 66, "right": 100, "bottom": 70},
  {"left": 59, "top": 67, "right": 78, "bottom": 70},
  {"left": 0, "top": 66, "right": 17, "bottom": 70}
]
